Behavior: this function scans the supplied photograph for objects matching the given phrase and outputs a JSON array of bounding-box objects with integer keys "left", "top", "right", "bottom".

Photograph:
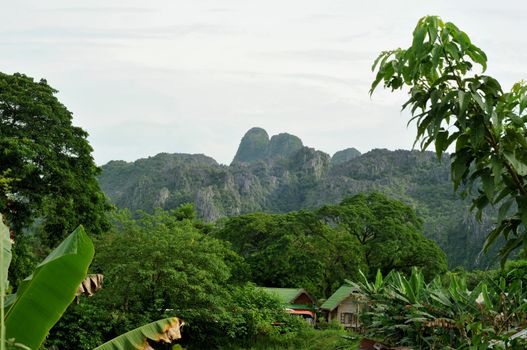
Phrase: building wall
[
  {"left": 327, "top": 295, "right": 365, "bottom": 329},
  {"left": 338, "top": 297, "right": 362, "bottom": 314},
  {"left": 293, "top": 293, "right": 313, "bottom": 305},
  {"left": 328, "top": 309, "right": 338, "bottom": 322}
]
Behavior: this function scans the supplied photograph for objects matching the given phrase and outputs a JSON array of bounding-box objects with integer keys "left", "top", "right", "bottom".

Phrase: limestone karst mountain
[
  {"left": 231, "top": 127, "right": 304, "bottom": 164},
  {"left": 98, "top": 128, "right": 497, "bottom": 270}
]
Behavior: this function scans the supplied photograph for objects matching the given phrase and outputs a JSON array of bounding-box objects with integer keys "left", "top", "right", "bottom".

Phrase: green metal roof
[
  {"left": 320, "top": 285, "right": 360, "bottom": 311},
  {"left": 259, "top": 287, "right": 312, "bottom": 304},
  {"left": 285, "top": 304, "right": 313, "bottom": 310}
]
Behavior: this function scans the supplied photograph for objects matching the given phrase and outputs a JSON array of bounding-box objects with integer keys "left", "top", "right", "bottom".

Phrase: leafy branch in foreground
[{"left": 371, "top": 15, "right": 527, "bottom": 263}]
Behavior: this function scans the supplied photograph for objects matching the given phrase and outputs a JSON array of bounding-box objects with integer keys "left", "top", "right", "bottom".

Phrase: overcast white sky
[{"left": 1, "top": 1, "right": 526, "bottom": 165}]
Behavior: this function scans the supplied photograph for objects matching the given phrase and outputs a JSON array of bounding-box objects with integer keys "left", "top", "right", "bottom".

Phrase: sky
[{"left": 1, "top": 1, "right": 527, "bottom": 165}]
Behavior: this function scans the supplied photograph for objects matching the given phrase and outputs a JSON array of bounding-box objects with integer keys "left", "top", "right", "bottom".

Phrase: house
[
  {"left": 320, "top": 285, "right": 367, "bottom": 330},
  {"left": 259, "top": 287, "right": 316, "bottom": 324}
]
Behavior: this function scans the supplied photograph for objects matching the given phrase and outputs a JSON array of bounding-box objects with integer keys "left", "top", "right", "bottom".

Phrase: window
[
  {"left": 340, "top": 312, "right": 353, "bottom": 324},
  {"left": 340, "top": 312, "right": 359, "bottom": 327}
]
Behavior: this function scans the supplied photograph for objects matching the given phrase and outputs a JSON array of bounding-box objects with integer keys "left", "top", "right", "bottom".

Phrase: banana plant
[
  {"left": 0, "top": 216, "right": 184, "bottom": 349},
  {"left": 354, "top": 267, "right": 527, "bottom": 349},
  {"left": 94, "top": 317, "right": 184, "bottom": 350},
  {"left": 1, "top": 217, "right": 94, "bottom": 350},
  {"left": 0, "top": 214, "right": 11, "bottom": 350}
]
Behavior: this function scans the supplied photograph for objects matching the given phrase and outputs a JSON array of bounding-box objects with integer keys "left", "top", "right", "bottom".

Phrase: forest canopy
[
  {"left": 215, "top": 192, "right": 447, "bottom": 298},
  {"left": 0, "top": 72, "right": 110, "bottom": 244}
]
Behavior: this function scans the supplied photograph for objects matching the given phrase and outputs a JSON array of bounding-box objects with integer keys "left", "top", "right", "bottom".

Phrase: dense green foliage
[
  {"left": 216, "top": 211, "right": 365, "bottom": 299},
  {"left": 371, "top": 15, "right": 527, "bottom": 264},
  {"left": 0, "top": 72, "right": 110, "bottom": 286},
  {"left": 353, "top": 267, "right": 527, "bottom": 349},
  {"left": 44, "top": 199, "right": 444, "bottom": 348},
  {"left": 216, "top": 193, "right": 446, "bottom": 298},
  {"left": 46, "top": 208, "right": 305, "bottom": 349},
  {"left": 0, "top": 72, "right": 110, "bottom": 241},
  {"left": 318, "top": 193, "right": 447, "bottom": 280},
  {"left": 218, "top": 328, "right": 359, "bottom": 350},
  {"left": 9, "top": 14, "right": 527, "bottom": 348}
]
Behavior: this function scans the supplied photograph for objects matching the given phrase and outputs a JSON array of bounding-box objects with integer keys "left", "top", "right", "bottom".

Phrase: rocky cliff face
[
  {"left": 98, "top": 128, "right": 498, "bottom": 270},
  {"left": 331, "top": 148, "right": 361, "bottom": 165}
]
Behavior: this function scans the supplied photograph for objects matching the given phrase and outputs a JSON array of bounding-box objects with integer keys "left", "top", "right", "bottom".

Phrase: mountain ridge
[{"left": 98, "top": 128, "right": 497, "bottom": 270}]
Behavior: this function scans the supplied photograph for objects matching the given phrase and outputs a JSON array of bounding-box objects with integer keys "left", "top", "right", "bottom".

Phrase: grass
[{"left": 218, "top": 328, "right": 360, "bottom": 350}]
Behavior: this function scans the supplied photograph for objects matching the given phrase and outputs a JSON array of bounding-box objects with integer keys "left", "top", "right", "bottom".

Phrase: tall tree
[
  {"left": 0, "top": 72, "right": 110, "bottom": 245},
  {"left": 215, "top": 211, "right": 366, "bottom": 298},
  {"left": 318, "top": 193, "right": 447, "bottom": 279},
  {"left": 371, "top": 16, "right": 527, "bottom": 263}
]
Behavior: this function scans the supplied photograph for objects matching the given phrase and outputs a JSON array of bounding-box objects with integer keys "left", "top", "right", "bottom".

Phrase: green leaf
[
  {"left": 455, "top": 134, "right": 469, "bottom": 152},
  {"left": 445, "top": 42, "right": 460, "bottom": 61},
  {"left": 471, "top": 122, "right": 485, "bottom": 147},
  {"left": 4, "top": 226, "right": 94, "bottom": 350},
  {"left": 401, "top": 277, "right": 416, "bottom": 304},
  {"left": 491, "top": 157, "right": 504, "bottom": 183},
  {"left": 383, "top": 62, "right": 395, "bottom": 81},
  {"left": 457, "top": 31, "right": 471, "bottom": 51},
  {"left": 494, "top": 186, "right": 512, "bottom": 204},
  {"left": 370, "top": 70, "right": 385, "bottom": 96},
  {"left": 497, "top": 199, "right": 514, "bottom": 223},
  {"left": 499, "top": 236, "right": 524, "bottom": 267},
  {"left": 94, "top": 317, "right": 184, "bottom": 350},
  {"left": 451, "top": 151, "right": 471, "bottom": 188},
  {"left": 435, "top": 130, "right": 448, "bottom": 159},
  {"left": 370, "top": 52, "right": 393, "bottom": 95},
  {"left": 467, "top": 45, "right": 487, "bottom": 72},
  {"left": 358, "top": 270, "right": 371, "bottom": 291},
  {"left": 481, "top": 171, "right": 494, "bottom": 201},
  {"left": 458, "top": 90, "right": 470, "bottom": 119},
  {"left": 431, "top": 45, "right": 441, "bottom": 70},
  {"left": 371, "top": 51, "right": 388, "bottom": 72},
  {"left": 412, "top": 25, "right": 427, "bottom": 56},
  {"left": 471, "top": 91, "right": 487, "bottom": 112},
  {"left": 427, "top": 18, "right": 439, "bottom": 44},
  {"left": 516, "top": 196, "right": 527, "bottom": 227},
  {"left": 430, "top": 290, "right": 452, "bottom": 307},
  {"left": 484, "top": 224, "right": 505, "bottom": 253},
  {"left": 480, "top": 284, "right": 493, "bottom": 310},
  {"left": 504, "top": 151, "right": 527, "bottom": 176},
  {"left": 0, "top": 214, "right": 12, "bottom": 291},
  {"left": 374, "top": 269, "right": 383, "bottom": 291}
]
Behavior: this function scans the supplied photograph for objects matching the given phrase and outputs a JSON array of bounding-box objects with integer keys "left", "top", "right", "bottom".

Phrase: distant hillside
[{"left": 98, "top": 128, "right": 498, "bottom": 270}]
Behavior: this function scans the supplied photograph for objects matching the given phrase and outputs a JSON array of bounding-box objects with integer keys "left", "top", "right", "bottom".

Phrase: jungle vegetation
[{"left": 1, "top": 12, "right": 527, "bottom": 350}]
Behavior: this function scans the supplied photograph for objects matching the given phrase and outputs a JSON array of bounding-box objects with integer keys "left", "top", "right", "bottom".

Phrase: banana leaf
[
  {"left": 0, "top": 214, "right": 12, "bottom": 291},
  {"left": 94, "top": 317, "right": 184, "bottom": 350},
  {"left": 4, "top": 226, "right": 94, "bottom": 350}
]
